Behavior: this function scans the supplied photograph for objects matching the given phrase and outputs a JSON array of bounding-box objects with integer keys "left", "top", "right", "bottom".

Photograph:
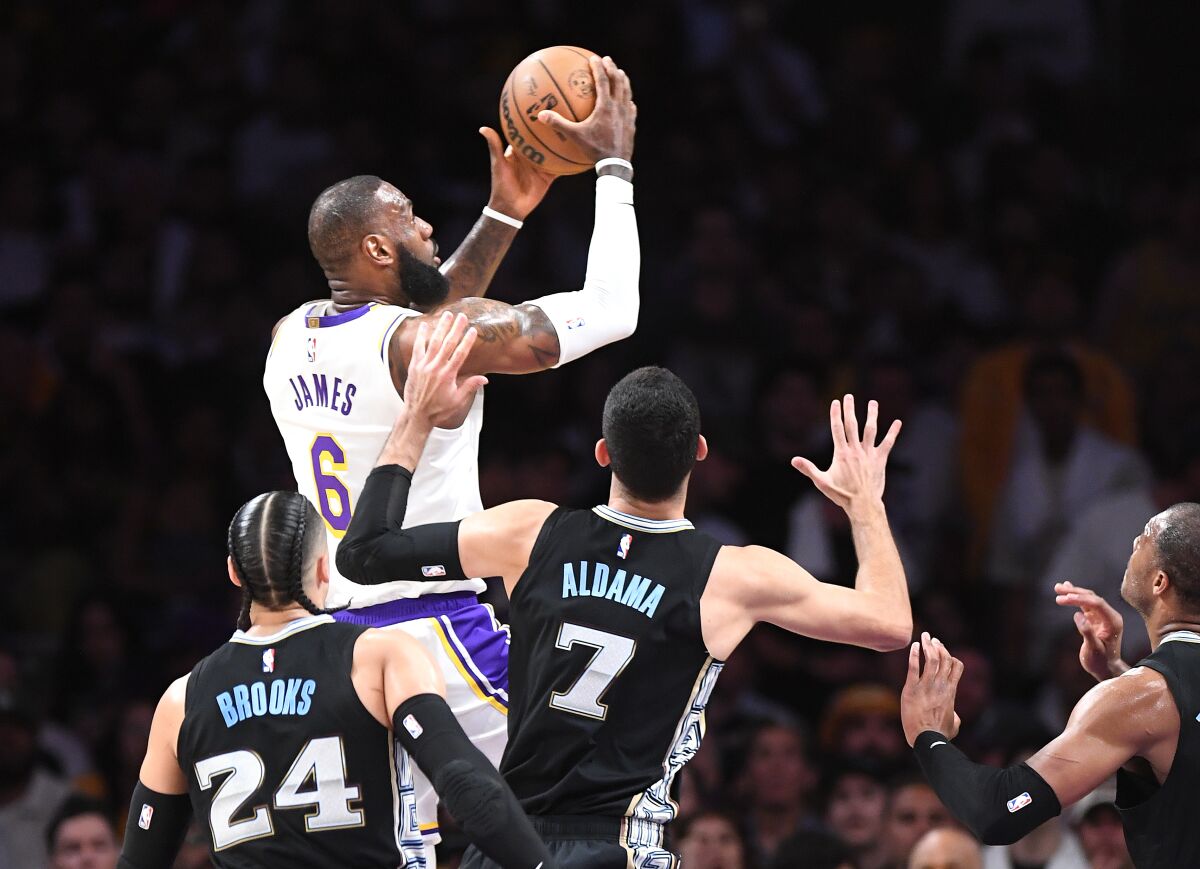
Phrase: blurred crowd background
[{"left": 4, "top": 1, "right": 1200, "bottom": 867}]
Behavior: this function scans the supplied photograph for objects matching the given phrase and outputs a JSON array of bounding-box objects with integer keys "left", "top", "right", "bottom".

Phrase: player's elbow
[
  {"left": 864, "top": 614, "right": 913, "bottom": 652},
  {"left": 335, "top": 541, "right": 366, "bottom": 582}
]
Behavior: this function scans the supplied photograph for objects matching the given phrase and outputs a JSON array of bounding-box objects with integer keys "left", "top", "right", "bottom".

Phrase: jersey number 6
[
  {"left": 549, "top": 622, "right": 637, "bottom": 721},
  {"left": 310, "top": 434, "right": 352, "bottom": 537}
]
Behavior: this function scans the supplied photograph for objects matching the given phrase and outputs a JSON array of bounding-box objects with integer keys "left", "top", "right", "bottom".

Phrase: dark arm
[{"left": 337, "top": 466, "right": 468, "bottom": 585}]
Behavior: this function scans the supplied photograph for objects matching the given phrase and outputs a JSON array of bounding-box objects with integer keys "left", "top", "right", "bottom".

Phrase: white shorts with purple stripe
[{"left": 336, "top": 592, "right": 509, "bottom": 866}]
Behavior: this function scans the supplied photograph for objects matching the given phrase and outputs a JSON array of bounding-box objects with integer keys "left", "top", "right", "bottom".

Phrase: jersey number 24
[{"left": 195, "top": 736, "right": 363, "bottom": 851}]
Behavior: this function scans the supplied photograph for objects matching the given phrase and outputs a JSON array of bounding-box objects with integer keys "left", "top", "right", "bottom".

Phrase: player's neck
[
  {"left": 607, "top": 480, "right": 687, "bottom": 522},
  {"left": 328, "top": 285, "right": 399, "bottom": 310},
  {"left": 244, "top": 602, "right": 320, "bottom": 634},
  {"left": 1150, "top": 615, "right": 1200, "bottom": 649}
]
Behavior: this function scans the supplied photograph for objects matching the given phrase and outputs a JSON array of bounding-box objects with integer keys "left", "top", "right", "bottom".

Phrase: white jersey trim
[
  {"left": 228, "top": 614, "right": 335, "bottom": 645},
  {"left": 593, "top": 505, "right": 694, "bottom": 534}
]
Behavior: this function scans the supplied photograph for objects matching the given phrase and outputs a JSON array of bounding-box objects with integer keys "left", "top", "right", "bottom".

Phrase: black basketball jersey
[
  {"left": 176, "top": 615, "right": 424, "bottom": 868},
  {"left": 501, "top": 505, "right": 723, "bottom": 821},
  {"left": 1116, "top": 631, "right": 1200, "bottom": 868}
]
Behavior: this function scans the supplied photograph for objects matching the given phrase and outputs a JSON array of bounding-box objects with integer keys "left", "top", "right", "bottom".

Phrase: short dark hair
[
  {"left": 307, "top": 175, "right": 386, "bottom": 269},
  {"left": 1155, "top": 502, "right": 1200, "bottom": 609},
  {"left": 46, "top": 795, "right": 113, "bottom": 851},
  {"left": 602, "top": 367, "right": 701, "bottom": 502}
]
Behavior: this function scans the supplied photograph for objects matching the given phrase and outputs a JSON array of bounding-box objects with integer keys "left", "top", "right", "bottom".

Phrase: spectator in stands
[{"left": 46, "top": 795, "right": 119, "bottom": 869}]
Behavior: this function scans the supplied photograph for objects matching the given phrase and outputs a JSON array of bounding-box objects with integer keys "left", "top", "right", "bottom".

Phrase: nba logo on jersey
[
  {"left": 262, "top": 648, "right": 276, "bottom": 673},
  {"left": 1007, "top": 792, "right": 1032, "bottom": 813},
  {"left": 307, "top": 336, "right": 318, "bottom": 363},
  {"left": 138, "top": 804, "right": 154, "bottom": 830},
  {"left": 617, "top": 533, "right": 632, "bottom": 559}
]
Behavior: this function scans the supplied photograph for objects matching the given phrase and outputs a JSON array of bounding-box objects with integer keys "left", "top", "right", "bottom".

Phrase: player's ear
[
  {"left": 1154, "top": 569, "right": 1170, "bottom": 598},
  {"left": 315, "top": 550, "right": 330, "bottom": 589},
  {"left": 595, "top": 438, "right": 611, "bottom": 468},
  {"left": 696, "top": 434, "right": 708, "bottom": 462},
  {"left": 227, "top": 556, "right": 243, "bottom": 589},
  {"left": 362, "top": 234, "right": 394, "bottom": 265}
]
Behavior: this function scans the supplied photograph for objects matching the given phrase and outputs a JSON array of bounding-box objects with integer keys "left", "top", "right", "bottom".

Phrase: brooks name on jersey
[{"left": 561, "top": 560, "right": 665, "bottom": 618}]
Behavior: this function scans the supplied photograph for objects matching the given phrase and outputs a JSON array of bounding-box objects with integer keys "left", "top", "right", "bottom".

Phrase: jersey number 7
[{"left": 549, "top": 622, "right": 637, "bottom": 721}]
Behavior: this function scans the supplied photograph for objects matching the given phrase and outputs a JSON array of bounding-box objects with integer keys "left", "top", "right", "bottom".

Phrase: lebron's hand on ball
[
  {"left": 901, "top": 632, "right": 964, "bottom": 747},
  {"left": 536, "top": 55, "right": 636, "bottom": 164},
  {"left": 479, "top": 126, "right": 556, "bottom": 220}
]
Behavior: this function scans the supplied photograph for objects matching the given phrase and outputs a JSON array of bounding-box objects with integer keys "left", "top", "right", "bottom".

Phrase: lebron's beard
[{"left": 398, "top": 247, "right": 450, "bottom": 310}]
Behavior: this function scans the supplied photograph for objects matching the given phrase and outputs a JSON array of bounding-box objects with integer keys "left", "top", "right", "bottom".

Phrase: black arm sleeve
[
  {"left": 117, "top": 781, "right": 192, "bottom": 869},
  {"left": 337, "top": 465, "right": 468, "bottom": 585},
  {"left": 394, "top": 693, "right": 554, "bottom": 869},
  {"left": 913, "top": 731, "right": 1062, "bottom": 845}
]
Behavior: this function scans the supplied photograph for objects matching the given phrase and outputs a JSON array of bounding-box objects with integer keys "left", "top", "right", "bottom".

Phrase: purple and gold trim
[{"left": 305, "top": 303, "right": 376, "bottom": 328}]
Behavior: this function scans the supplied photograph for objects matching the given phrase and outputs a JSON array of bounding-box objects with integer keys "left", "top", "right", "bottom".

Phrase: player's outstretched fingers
[
  {"left": 411, "top": 321, "right": 430, "bottom": 369},
  {"left": 879, "top": 419, "right": 902, "bottom": 456},
  {"left": 921, "top": 632, "right": 939, "bottom": 678},
  {"left": 905, "top": 641, "right": 921, "bottom": 687},
  {"left": 863, "top": 399, "right": 879, "bottom": 449},
  {"left": 843, "top": 394, "right": 860, "bottom": 446},
  {"left": 448, "top": 326, "right": 478, "bottom": 373},
  {"left": 427, "top": 310, "right": 454, "bottom": 354},
  {"left": 480, "top": 127, "right": 505, "bottom": 164},
  {"left": 619, "top": 67, "right": 632, "bottom": 102},
  {"left": 829, "top": 399, "right": 847, "bottom": 450},
  {"left": 948, "top": 655, "right": 965, "bottom": 689},
  {"left": 791, "top": 456, "right": 821, "bottom": 480}
]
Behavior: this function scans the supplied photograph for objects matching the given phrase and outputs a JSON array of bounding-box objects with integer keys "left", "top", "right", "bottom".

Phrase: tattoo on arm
[
  {"left": 440, "top": 217, "right": 518, "bottom": 302},
  {"left": 450, "top": 297, "right": 561, "bottom": 370}
]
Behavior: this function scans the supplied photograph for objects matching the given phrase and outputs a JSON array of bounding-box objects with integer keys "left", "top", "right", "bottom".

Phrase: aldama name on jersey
[{"left": 561, "top": 560, "right": 665, "bottom": 618}]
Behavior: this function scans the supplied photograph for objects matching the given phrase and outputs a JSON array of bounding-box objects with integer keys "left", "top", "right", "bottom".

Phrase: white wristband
[
  {"left": 481, "top": 206, "right": 523, "bottom": 229},
  {"left": 595, "top": 157, "right": 633, "bottom": 175}
]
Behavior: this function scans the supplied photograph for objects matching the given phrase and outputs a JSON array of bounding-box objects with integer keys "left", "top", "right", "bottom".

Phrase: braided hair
[{"left": 227, "top": 491, "right": 342, "bottom": 631}]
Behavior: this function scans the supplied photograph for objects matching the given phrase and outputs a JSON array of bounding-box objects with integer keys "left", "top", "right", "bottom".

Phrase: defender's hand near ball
[
  {"left": 537, "top": 56, "right": 636, "bottom": 166},
  {"left": 479, "top": 126, "right": 556, "bottom": 220}
]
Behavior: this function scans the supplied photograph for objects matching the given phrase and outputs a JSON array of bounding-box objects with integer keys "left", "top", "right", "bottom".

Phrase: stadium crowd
[{"left": 3, "top": 1, "right": 1200, "bottom": 867}]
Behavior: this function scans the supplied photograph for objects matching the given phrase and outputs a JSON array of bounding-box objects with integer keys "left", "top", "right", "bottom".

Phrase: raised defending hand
[
  {"left": 791, "top": 396, "right": 901, "bottom": 517},
  {"left": 901, "top": 633, "right": 964, "bottom": 747},
  {"left": 404, "top": 311, "right": 489, "bottom": 428},
  {"left": 536, "top": 55, "right": 636, "bottom": 163},
  {"left": 479, "top": 126, "right": 556, "bottom": 220},
  {"left": 1054, "top": 581, "right": 1128, "bottom": 681}
]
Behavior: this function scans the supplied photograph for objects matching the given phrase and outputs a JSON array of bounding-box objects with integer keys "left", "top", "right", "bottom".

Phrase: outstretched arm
[
  {"left": 901, "top": 634, "right": 1175, "bottom": 845},
  {"left": 118, "top": 678, "right": 191, "bottom": 868},
  {"left": 437, "top": 128, "right": 557, "bottom": 304},
  {"left": 701, "top": 397, "right": 911, "bottom": 659},
  {"left": 390, "top": 56, "right": 639, "bottom": 377},
  {"left": 338, "top": 312, "right": 555, "bottom": 585}
]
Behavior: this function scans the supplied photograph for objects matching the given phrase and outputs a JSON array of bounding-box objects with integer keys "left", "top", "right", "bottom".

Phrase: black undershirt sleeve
[
  {"left": 337, "top": 465, "right": 468, "bottom": 585},
  {"left": 117, "top": 782, "right": 192, "bottom": 869},
  {"left": 394, "top": 693, "right": 554, "bottom": 868},
  {"left": 913, "top": 731, "right": 1062, "bottom": 845}
]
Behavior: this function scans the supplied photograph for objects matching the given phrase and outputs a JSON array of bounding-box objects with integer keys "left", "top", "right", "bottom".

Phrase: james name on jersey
[{"left": 286, "top": 371, "right": 357, "bottom": 417}]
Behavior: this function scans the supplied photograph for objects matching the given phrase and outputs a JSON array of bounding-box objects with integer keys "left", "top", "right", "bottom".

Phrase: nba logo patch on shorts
[{"left": 1007, "top": 792, "right": 1032, "bottom": 813}]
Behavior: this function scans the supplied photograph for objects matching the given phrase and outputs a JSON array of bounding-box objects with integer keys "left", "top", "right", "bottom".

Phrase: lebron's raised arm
[
  {"left": 436, "top": 128, "right": 557, "bottom": 305},
  {"left": 390, "top": 55, "right": 638, "bottom": 377}
]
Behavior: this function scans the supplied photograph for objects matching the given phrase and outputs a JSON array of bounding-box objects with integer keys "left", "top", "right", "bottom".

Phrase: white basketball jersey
[{"left": 264, "top": 300, "right": 486, "bottom": 608}]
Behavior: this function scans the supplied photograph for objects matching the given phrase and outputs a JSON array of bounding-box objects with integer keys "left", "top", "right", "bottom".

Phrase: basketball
[{"left": 500, "top": 45, "right": 599, "bottom": 175}]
